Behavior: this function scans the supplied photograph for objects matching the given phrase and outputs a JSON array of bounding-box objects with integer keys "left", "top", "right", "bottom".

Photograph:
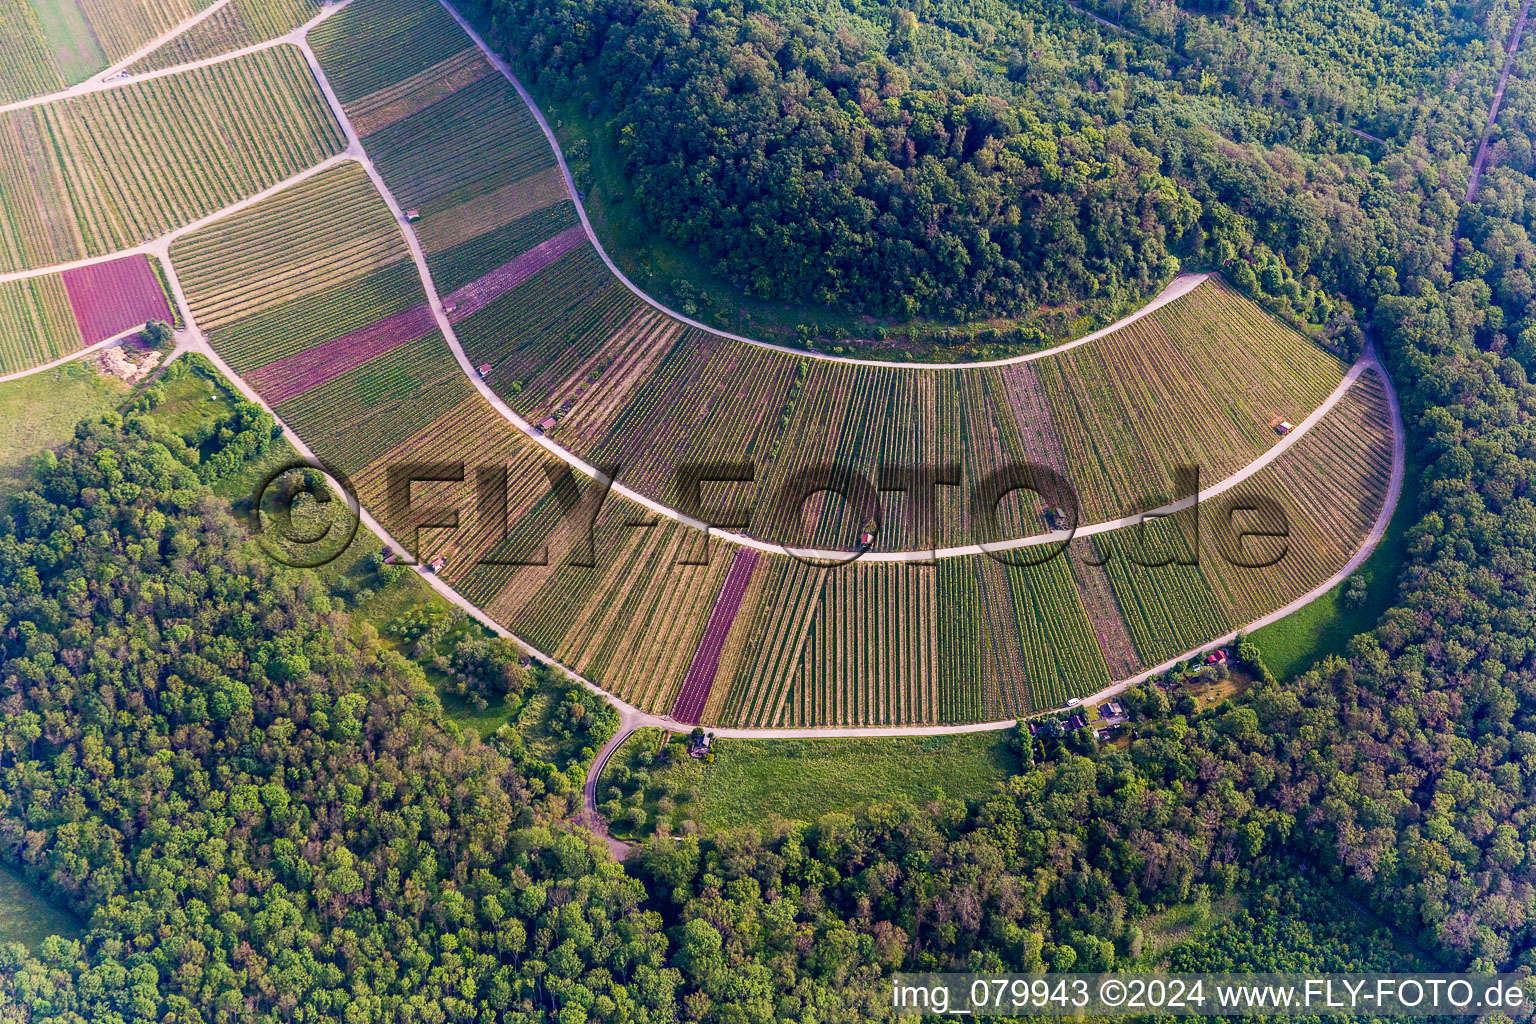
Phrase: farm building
[
  {"left": 1275, "top": 420, "right": 1294, "bottom": 435},
  {"left": 537, "top": 415, "right": 557, "bottom": 432},
  {"left": 405, "top": 209, "right": 421, "bottom": 222},
  {"left": 428, "top": 556, "right": 446, "bottom": 572},
  {"left": 477, "top": 364, "right": 492, "bottom": 377}
]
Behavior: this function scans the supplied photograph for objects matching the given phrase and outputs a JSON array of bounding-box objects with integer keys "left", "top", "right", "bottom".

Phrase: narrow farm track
[
  {"left": 1467, "top": 0, "right": 1532, "bottom": 200},
  {"left": 0, "top": 0, "right": 353, "bottom": 118},
  {"left": 583, "top": 719, "right": 639, "bottom": 861},
  {"left": 93, "top": 0, "right": 235, "bottom": 80},
  {"left": 285, "top": 19, "right": 1383, "bottom": 564},
  {"left": 0, "top": 324, "right": 149, "bottom": 384},
  {"left": 436, "top": 0, "right": 1216, "bottom": 372}
]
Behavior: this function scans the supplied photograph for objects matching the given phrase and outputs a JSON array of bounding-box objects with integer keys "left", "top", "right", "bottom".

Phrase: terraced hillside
[
  {"left": 311, "top": 0, "right": 1350, "bottom": 554},
  {"left": 0, "top": 0, "right": 1402, "bottom": 728},
  {"left": 173, "top": 152, "right": 1396, "bottom": 726},
  {"left": 0, "top": 44, "right": 343, "bottom": 273}
]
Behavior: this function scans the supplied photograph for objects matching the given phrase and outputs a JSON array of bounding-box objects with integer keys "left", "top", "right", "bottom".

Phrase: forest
[
  {"left": 0, "top": 403, "right": 1433, "bottom": 1021},
  {"left": 456, "top": 0, "right": 1495, "bottom": 334}
]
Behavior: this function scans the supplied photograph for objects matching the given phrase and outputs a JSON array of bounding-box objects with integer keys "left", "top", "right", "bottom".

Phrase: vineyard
[
  {"left": 462, "top": 504, "right": 730, "bottom": 716},
  {"left": 312, "top": 0, "right": 572, "bottom": 319},
  {"left": 454, "top": 254, "right": 1351, "bottom": 548},
  {"left": 0, "top": 274, "right": 83, "bottom": 374},
  {"left": 127, "top": 0, "right": 322, "bottom": 72},
  {"left": 0, "top": 0, "right": 224, "bottom": 102},
  {"left": 60, "top": 253, "right": 172, "bottom": 344},
  {"left": 76, "top": 0, "right": 208, "bottom": 62},
  {"left": 20, "top": 0, "right": 1397, "bottom": 729},
  {"left": 0, "top": 0, "right": 64, "bottom": 101},
  {"left": 307, "top": 0, "right": 474, "bottom": 105},
  {"left": 0, "top": 45, "right": 344, "bottom": 272},
  {"left": 1094, "top": 517, "right": 1236, "bottom": 668},
  {"left": 1200, "top": 370, "right": 1396, "bottom": 624},
  {"left": 1029, "top": 278, "right": 1347, "bottom": 520},
  {"left": 169, "top": 163, "right": 414, "bottom": 367}
]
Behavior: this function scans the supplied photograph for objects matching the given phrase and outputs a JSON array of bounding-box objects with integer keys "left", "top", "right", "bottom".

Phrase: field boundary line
[
  {"left": 291, "top": 17, "right": 1380, "bottom": 563},
  {"left": 0, "top": 153, "right": 360, "bottom": 380},
  {"left": 126, "top": 8, "right": 1406, "bottom": 737},
  {"left": 0, "top": 0, "right": 354, "bottom": 118},
  {"left": 151, "top": 329, "right": 1404, "bottom": 736},
  {"left": 93, "top": 0, "right": 235, "bottom": 81},
  {"left": 0, "top": 324, "right": 151, "bottom": 384}
]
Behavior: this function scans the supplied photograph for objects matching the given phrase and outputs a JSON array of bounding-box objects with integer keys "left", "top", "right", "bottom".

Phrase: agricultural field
[
  {"left": 1200, "top": 370, "right": 1396, "bottom": 626},
  {"left": 61, "top": 253, "right": 172, "bottom": 344},
  {"left": 127, "top": 0, "right": 321, "bottom": 71},
  {"left": 313, "top": 0, "right": 575, "bottom": 319},
  {"left": 0, "top": 0, "right": 67, "bottom": 100},
  {"left": 75, "top": 0, "right": 206, "bottom": 62},
  {"left": 457, "top": 269, "right": 1347, "bottom": 547},
  {"left": 307, "top": 0, "right": 471, "bottom": 105},
  {"left": 0, "top": 273, "right": 84, "bottom": 374},
  {"left": 459, "top": 492, "right": 731, "bottom": 716},
  {"left": 1031, "top": 279, "right": 1347, "bottom": 521},
  {"left": 601, "top": 728, "right": 1017, "bottom": 837},
  {"left": 135, "top": 0, "right": 1400, "bottom": 729},
  {"left": 0, "top": 0, "right": 221, "bottom": 99},
  {"left": 671, "top": 547, "right": 759, "bottom": 723},
  {"left": 1094, "top": 516, "right": 1236, "bottom": 669},
  {"left": 0, "top": 44, "right": 344, "bottom": 271},
  {"left": 169, "top": 162, "right": 414, "bottom": 369}
]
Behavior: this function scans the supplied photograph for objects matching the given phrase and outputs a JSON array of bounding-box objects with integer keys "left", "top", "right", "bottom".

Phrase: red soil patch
[
  {"left": 61, "top": 254, "right": 174, "bottom": 345},
  {"left": 250, "top": 303, "right": 437, "bottom": 405}
]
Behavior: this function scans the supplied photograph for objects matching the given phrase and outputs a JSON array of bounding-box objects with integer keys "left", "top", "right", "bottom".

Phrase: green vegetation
[
  {"left": 537, "top": 91, "right": 1133, "bottom": 356},
  {"left": 307, "top": 0, "right": 470, "bottom": 104},
  {"left": 28, "top": 0, "right": 104, "bottom": 84},
  {"left": 0, "top": 274, "right": 83, "bottom": 375},
  {"left": 1251, "top": 453, "right": 1419, "bottom": 680},
  {"left": 0, "top": 360, "right": 125, "bottom": 493},
  {"left": 169, "top": 162, "right": 412, "bottom": 357},
  {"left": 128, "top": 0, "right": 321, "bottom": 73},
  {"left": 0, "top": 863, "right": 81, "bottom": 950},
  {"left": 599, "top": 727, "right": 1017, "bottom": 837}
]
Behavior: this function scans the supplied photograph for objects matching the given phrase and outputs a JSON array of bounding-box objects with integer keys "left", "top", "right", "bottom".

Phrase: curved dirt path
[
  {"left": 0, "top": 13, "right": 1364, "bottom": 565},
  {"left": 295, "top": 32, "right": 1378, "bottom": 564},
  {"left": 583, "top": 718, "right": 639, "bottom": 861},
  {"left": 436, "top": 0, "right": 1211, "bottom": 371},
  {"left": 165, "top": 312, "right": 1405, "bottom": 745}
]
